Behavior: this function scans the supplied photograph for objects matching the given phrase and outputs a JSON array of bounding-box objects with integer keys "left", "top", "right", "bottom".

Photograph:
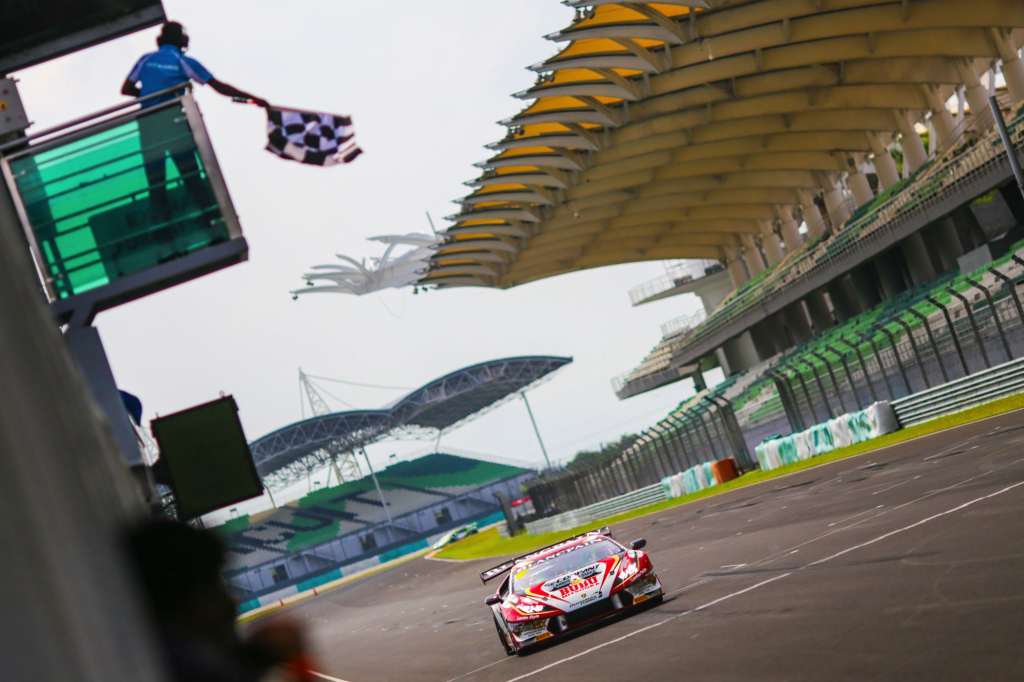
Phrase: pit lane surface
[{"left": 277, "top": 411, "right": 1024, "bottom": 681}]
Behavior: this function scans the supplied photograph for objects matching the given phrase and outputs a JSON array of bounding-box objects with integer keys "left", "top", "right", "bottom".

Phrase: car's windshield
[{"left": 512, "top": 539, "right": 621, "bottom": 591}]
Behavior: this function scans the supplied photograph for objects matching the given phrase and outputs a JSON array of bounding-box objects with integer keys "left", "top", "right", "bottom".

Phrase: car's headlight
[{"left": 509, "top": 619, "right": 550, "bottom": 638}]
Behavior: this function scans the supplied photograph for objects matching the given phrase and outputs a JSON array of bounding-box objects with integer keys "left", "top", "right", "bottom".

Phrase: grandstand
[
  {"left": 313, "top": 3, "right": 1024, "bottom": 514},
  {"left": 219, "top": 453, "right": 533, "bottom": 599}
]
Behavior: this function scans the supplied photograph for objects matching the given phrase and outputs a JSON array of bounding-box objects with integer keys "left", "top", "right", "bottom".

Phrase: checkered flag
[{"left": 265, "top": 107, "right": 363, "bottom": 166}]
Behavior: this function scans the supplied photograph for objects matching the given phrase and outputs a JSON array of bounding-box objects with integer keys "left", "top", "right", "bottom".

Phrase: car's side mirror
[
  {"left": 629, "top": 538, "right": 647, "bottom": 550},
  {"left": 484, "top": 595, "right": 501, "bottom": 606}
]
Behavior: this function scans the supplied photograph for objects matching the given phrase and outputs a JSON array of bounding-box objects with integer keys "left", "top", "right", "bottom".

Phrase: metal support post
[
  {"left": 991, "top": 266, "right": 1024, "bottom": 331},
  {"left": 696, "top": 409, "right": 718, "bottom": 454},
  {"left": 906, "top": 308, "right": 949, "bottom": 383},
  {"left": 967, "top": 277, "right": 1013, "bottom": 362},
  {"left": 520, "top": 392, "right": 552, "bottom": 470},
  {"left": 669, "top": 417, "right": 698, "bottom": 467},
  {"left": 894, "top": 318, "right": 931, "bottom": 388},
  {"left": 709, "top": 396, "right": 752, "bottom": 469},
  {"left": 926, "top": 295, "right": 969, "bottom": 376},
  {"left": 810, "top": 350, "right": 848, "bottom": 413},
  {"left": 878, "top": 326, "right": 913, "bottom": 394},
  {"left": 361, "top": 448, "right": 394, "bottom": 534},
  {"left": 799, "top": 360, "right": 835, "bottom": 419},
  {"left": 61, "top": 326, "right": 146, "bottom": 468},
  {"left": 989, "top": 95, "right": 1024, "bottom": 202},
  {"left": 827, "top": 343, "right": 866, "bottom": 406},
  {"left": 856, "top": 332, "right": 893, "bottom": 400},
  {"left": 768, "top": 370, "right": 806, "bottom": 432},
  {"left": 791, "top": 364, "right": 822, "bottom": 423},
  {"left": 948, "top": 288, "right": 991, "bottom": 369}
]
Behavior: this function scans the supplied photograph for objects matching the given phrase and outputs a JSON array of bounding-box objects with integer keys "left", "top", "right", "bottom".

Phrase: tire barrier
[
  {"left": 755, "top": 402, "right": 899, "bottom": 472},
  {"left": 660, "top": 458, "right": 740, "bottom": 499}
]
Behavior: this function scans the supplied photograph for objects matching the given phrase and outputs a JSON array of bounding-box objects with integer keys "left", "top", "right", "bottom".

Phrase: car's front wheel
[{"left": 493, "top": 615, "right": 516, "bottom": 656}]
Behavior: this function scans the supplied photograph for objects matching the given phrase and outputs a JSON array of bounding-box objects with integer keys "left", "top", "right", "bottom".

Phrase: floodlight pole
[
  {"left": 520, "top": 391, "right": 552, "bottom": 470},
  {"left": 361, "top": 447, "right": 394, "bottom": 530},
  {"left": 990, "top": 95, "right": 1024, "bottom": 202}
]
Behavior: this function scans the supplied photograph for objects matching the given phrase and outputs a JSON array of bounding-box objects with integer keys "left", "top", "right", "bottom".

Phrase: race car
[
  {"left": 431, "top": 523, "right": 479, "bottom": 550},
  {"left": 481, "top": 528, "right": 663, "bottom": 655}
]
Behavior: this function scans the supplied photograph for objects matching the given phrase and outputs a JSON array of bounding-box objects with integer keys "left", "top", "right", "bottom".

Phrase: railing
[
  {"left": 669, "top": 102, "right": 1024, "bottom": 366},
  {"left": 1, "top": 90, "right": 241, "bottom": 302},
  {"left": 524, "top": 483, "right": 666, "bottom": 535},
  {"left": 660, "top": 308, "right": 707, "bottom": 338},
  {"left": 891, "top": 356, "right": 1024, "bottom": 427},
  {"left": 628, "top": 259, "right": 722, "bottom": 306}
]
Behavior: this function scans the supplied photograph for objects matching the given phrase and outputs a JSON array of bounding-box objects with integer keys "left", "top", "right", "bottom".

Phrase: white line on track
[
  {"left": 500, "top": 479, "right": 1024, "bottom": 682},
  {"left": 309, "top": 671, "right": 354, "bottom": 682},
  {"left": 443, "top": 657, "right": 511, "bottom": 682},
  {"left": 503, "top": 574, "right": 792, "bottom": 682}
]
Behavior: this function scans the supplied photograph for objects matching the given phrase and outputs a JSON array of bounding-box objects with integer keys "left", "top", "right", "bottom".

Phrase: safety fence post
[
  {"left": 878, "top": 326, "right": 913, "bottom": 394},
  {"left": 857, "top": 332, "right": 894, "bottom": 400},
  {"left": 967, "top": 277, "right": 1013, "bottom": 363},
  {"left": 926, "top": 295, "right": 969, "bottom": 377},
  {"left": 799, "top": 359, "right": 835, "bottom": 419},
  {"left": 768, "top": 369, "right": 805, "bottom": 432},
  {"left": 948, "top": 287, "right": 991, "bottom": 369},
  {"left": 906, "top": 307, "right": 949, "bottom": 383},
  {"left": 894, "top": 318, "right": 931, "bottom": 389},
  {"left": 810, "top": 350, "right": 848, "bottom": 413},
  {"left": 791, "top": 364, "right": 822, "bottom": 423},
  {"left": 990, "top": 265, "right": 1024, "bottom": 334}
]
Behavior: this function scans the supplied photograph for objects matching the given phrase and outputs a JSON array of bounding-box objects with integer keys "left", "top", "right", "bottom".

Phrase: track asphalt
[{"left": 268, "top": 411, "right": 1024, "bottom": 681}]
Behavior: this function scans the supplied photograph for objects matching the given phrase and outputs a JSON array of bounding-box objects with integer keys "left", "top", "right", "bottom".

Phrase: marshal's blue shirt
[{"left": 126, "top": 44, "right": 215, "bottom": 106}]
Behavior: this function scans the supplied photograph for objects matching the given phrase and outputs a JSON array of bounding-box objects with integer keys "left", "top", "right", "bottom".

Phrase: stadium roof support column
[
  {"left": 777, "top": 209, "right": 802, "bottom": 253},
  {"left": 868, "top": 134, "right": 901, "bottom": 190},
  {"left": 804, "top": 291, "right": 834, "bottom": 335},
  {"left": 902, "top": 231, "right": 938, "bottom": 286},
  {"left": 759, "top": 221, "right": 784, "bottom": 267},
  {"left": 924, "top": 87, "right": 957, "bottom": 150},
  {"left": 820, "top": 176, "right": 851, "bottom": 231},
  {"left": 958, "top": 60, "right": 995, "bottom": 130},
  {"left": 799, "top": 191, "right": 827, "bottom": 240},
  {"left": 846, "top": 156, "right": 875, "bottom": 207},
  {"left": 991, "top": 32, "right": 1024, "bottom": 101},
  {"left": 740, "top": 234, "right": 766, "bottom": 277},
  {"left": 721, "top": 332, "right": 761, "bottom": 375},
  {"left": 895, "top": 112, "right": 928, "bottom": 173},
  {"left": 723, "top": 248, "right": 749, "bottom": 289}
]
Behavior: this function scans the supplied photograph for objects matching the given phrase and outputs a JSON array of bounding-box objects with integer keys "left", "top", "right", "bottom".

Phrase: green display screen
[
  {"left": 8, "top": 101, "right": 230, "bottom": 299},
  {"left": 151, "top": 396, "right": 263, "bottom": 520}
]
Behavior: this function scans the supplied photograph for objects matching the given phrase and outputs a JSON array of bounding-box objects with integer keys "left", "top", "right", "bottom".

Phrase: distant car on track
[
  {"left": 480, "top": 528, "right": 663, "bottom": 655},
  {"left": 432, "top": 523, "right": 479, "bottom": 550}
]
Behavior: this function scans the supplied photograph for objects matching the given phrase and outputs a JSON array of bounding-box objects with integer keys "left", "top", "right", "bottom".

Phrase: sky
[{"left": 14, "top": 1, "right": 711, "bottom": 517}]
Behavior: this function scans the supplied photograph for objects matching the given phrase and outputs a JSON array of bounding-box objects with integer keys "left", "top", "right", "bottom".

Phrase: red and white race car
[{"left": 481, "top": 528, "right": 664, "bottom": 655}]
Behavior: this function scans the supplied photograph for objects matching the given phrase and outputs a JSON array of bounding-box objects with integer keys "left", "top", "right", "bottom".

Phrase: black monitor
[
  {"left": 2, "top": 1, "right": 165, "bottom": 74},
  {"left": 151, "top": 396, "right": 263, "bottom": 520}
]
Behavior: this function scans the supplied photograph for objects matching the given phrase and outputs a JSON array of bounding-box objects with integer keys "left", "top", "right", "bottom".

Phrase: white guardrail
[
  {"left": 524, "top": 483, "right": 667, "bottom": 535},
  {"left": 892, "top": 356, "right": 1024, "bottom": 426}
]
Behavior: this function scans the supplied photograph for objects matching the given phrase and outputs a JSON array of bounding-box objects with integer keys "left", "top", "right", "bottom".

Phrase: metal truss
[
  {"left": 251, "top": 410, "right": 393, "bottom": 489},
  {"left": 390, "top": 355, "right": 572, "bottom": 432},
  {"left": 251, "top": 356, "right": 572, "bottom": 489}
]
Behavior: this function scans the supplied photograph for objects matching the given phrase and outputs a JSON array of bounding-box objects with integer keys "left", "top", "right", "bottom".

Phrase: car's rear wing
[{"left": 478, "top": 527, "right": 611, "bottom": 584}]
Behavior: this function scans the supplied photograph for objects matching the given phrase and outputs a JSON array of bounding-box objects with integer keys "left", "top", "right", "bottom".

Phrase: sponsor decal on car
[{"left": 556, "top": 573, "right": 600, "bottom": 599}]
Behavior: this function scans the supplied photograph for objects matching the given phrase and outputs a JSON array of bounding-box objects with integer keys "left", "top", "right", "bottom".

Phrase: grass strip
[{"left": 436, "top": 392, "right": 1024, "bottom": 561}]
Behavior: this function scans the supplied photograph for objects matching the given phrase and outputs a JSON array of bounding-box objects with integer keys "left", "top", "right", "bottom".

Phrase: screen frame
[
  {"left": 1, "top": 3, "right": 166, "bottom": 75},
  {"left": 151, "top": 395, "right": 264, "bottom": 521}
]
